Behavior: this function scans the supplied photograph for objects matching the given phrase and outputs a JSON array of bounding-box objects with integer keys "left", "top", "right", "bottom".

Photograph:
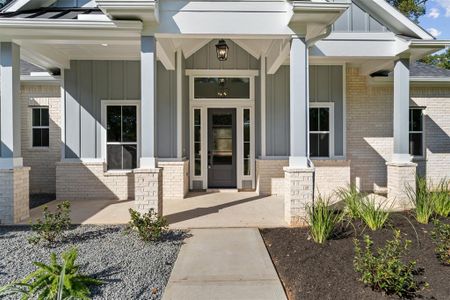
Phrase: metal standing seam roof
[{"left": 0, "top": 7, "right": 104, "bottom": 19}]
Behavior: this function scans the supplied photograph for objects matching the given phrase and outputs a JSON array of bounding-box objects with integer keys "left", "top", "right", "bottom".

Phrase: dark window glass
[
  {"left": 32, "top": 129, "right": 42, "bottom": 147},
  {"left": 194, "top": 143, "right": 201, "bottom": 159},
  {"left": 409, "top": 133, "right": 423, "bottom": 156},
  {"left": 32, "top": 109, "right": 41, "bottom": 126},
  {"left": 195, "top": 159, "right": 201, "bottom": 176},
  {"left": 310, "top": 134, "right": 319, "bottom": 157},
  {"left": 41, "top": 109, "right": 49, "bottom": 127},
  {"left": 309, "top": 107, "right": 330, "bottom": 157},
  {"left": 194, "top": 77, "right": 250, "bottom": 99},
  {"left": 107, "top": 145, "right": 122, "bottom": 170},
  {"left": 107, "top": 106, "right": 122, "bottom": 143},
  {"left": 195, "top": 126, "right": 201, "bottom": 142},
  {"left": 244, "top": 143, "right": 250, "bottom": 159},
  {"left": 194, "top": 109, "right": 201, "bottom": 126},
  {"left": 408, "top": 108, "right": 424, "bottom": 156},
  {"left": 122, "top": 106, "right": 137, "bottom": 142},
  {"left": 409, "top": 109, "right": 423, "bottom": 131},
  {"left": 123, "top": 145, "right": 137, "bottom": 169},
  {"left": 244, "top": 159, "right": 250, "bottom": 176},
  {"left": 32, "top": 108, "right": 49, "bottom": 147},
  {"left": 194, "top": 109, "right": 201, "bottom": 176},
  {"left": 319, "top": 108, "right": 329, "bottom": 131},
  {"left": 310, "top": 108, "right": 319, "bottom": 131},
  {"left": 319, "top": 133, "right": 330, "bottom": 157}
]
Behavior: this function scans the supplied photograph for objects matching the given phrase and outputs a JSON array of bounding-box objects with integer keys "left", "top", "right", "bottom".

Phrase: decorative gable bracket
[{"left": 96, "top": 0, "right": 158, "bottom": 23}]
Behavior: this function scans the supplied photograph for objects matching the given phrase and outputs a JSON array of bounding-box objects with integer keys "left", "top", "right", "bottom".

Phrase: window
[
  {"left": 243, "top": 109, "right": 251, "bottom": 176},
  {"left": 194, "top": 109, "right": 202, "bottom": 176},
  {"left": 409, "top": 108, "right": 424, "bottom": 157},
  {"left": 106, "top": 105, "right": 137, "bottom": 170},
  {"left": 194, "top": 77, "right": 250, "bottom": 99},
  {"left": 309, "top": 106, "right": 331, "bottom": 158},
  {"left": 32, "top": 108, "right": 49, "bottom": 147}
]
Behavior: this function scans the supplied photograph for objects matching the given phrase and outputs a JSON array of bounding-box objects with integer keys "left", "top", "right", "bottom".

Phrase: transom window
[
  {"left": 106, "top": 105, "right": 138, "bottom": 170},
  {"left": 32, "top": 107, "right": 49, "bottom": 147},
  {"left": 309, "top": 106, "right": 331, "bottom": 158},
  {"left": 409, "top": 107, "right": 424, "bottom": 157},
  {"left": 194, "top": 77, "right": 250, "bottom": 99}
]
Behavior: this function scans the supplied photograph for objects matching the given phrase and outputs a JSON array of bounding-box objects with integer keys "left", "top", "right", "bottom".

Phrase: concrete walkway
[{"left": 162, "top": 228, "right": 287, "bottom": 300}]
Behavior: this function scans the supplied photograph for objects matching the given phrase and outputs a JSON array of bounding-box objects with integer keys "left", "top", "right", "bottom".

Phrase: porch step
[
  {"left": 206, "top": 188, "right": 239, "bottom": 193},
  {"left": 373, "top": 186, "right": 388, "bottom": 196}
]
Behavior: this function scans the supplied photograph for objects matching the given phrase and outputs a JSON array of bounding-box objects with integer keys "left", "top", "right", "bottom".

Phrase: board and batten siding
[{"left": 265, "top": 65, "right": 344, "bottom": 157}]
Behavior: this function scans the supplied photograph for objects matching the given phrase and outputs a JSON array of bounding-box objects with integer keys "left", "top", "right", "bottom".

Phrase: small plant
[
  {"left": 353, "top": 230, "right": 424, "bottom": 298},
  {"left": 28, "top": 201, "right": 71, "bottom": 245},
  {"left": 337, "top": 184, "right": 362, "bottom": 219},
  {"left": 358, "top": 196, "right": 390, "bottom": 231},
  {"left": 406, "top": 177, "right": 434, "bottom": 224},
  {"left": 0, "top": 247, "right": 102, "bottom": 299},
  {"left": 431, "top": 220, "right": 450, "bottom": 266},
  {"left": 126, "top": 208, "right": 168, "bottom": 241},
  {"left": 431, "top": 179, "right": 450, "bottom": 218},
  {"left": 306, "top": 196, "right": 344, "bottom": 244}
]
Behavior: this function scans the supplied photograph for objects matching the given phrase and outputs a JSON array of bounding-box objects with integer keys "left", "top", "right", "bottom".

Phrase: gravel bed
[{"left": 0, "top": 225, "right": 187, "bottom": 299}]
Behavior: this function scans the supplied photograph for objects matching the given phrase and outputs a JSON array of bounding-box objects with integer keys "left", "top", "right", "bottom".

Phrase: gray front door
[{"left": 208, "top": 108, "right": 237, "bottom": 188}]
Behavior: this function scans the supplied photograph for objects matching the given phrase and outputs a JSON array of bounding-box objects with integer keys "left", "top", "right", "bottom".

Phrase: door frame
[{"left": 187, "top": 69, "right": 257, "bottom": 190}]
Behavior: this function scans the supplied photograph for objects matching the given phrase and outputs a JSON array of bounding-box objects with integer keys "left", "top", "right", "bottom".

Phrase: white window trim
[
  {"left": 309, "top": 102, "right": 335, "bottom": 159},
  {"left": 100, "top": 100, "right": 141, "bottom": 171},
  {"left": 31, "top": 107, "right": 50, "bottom": 149},
  {"left": 409, "top": 106, "right": 426, "bottom": 159},
  {"left": 188, "top": 70, "right": 257, "bottom": 190}
]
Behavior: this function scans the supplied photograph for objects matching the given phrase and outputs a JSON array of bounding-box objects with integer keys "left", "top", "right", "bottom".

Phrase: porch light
[{"left": 215, "top": 39, "right": 229, "bottom": 61}]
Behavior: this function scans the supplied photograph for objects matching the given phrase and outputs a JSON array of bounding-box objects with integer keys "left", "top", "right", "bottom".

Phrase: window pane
[
  {"left": 244, "top": 143, "right": 250, "bottom": 159},
  {"left": 194, "top": 77, "right": 250, "bottom": 99},
  {"left": 194, "top": 142, "right": 201, "bottom": 159},
  {"left": 123, "top": 145, "right": 137, "bottom": 169},
  {"left": 409, "top": 133, "right": 423, "bottom": 156},
  {"left": 244, "top": 124, "right": 250, "bottom": 142},
  {"left": 195, "top": 159, "right": 201, "bottom": 176},
  {"left": 107, "top": 145, "right": 122, "bottom": 170},
  {"left": 410, "top": 109, "right": 423, "bottom": 131},
  {"left": 310, "top": 108, "right": 319, "bottom": 131},
  {"left": 319, "top": 108, "right": 329, "bottom": 131},
  {"left": 32, "top": 129, "right": 42, "bottom": 147},
  {"left": 318, "top": 133, "right": 329, "bottom": 157},
  {"left": 244, "top": 109, "right": 250, "bottom": 124},
  {"left": 195, "top": 126, "right": 201, "bottom": 142},
  {"left": 310, "top": 134, "right": 319, "bottom": 157},
  {"left": 244, "top": 159, "right": 250, "bottom": 176},
  {"left": 122, "top": 106, "right": 137, "bottom": 142},
  {"left": 41, "top": 109, "right": 49, "bottom": 127},
  {"left": 194, "top": 109, "right": 201, "bottom": 126},
  {"left": 107, "top": 106, "right": 122, "bottom": 142},
  {"left": 32, "top": 109, "right": 41, "bottom": 126},
  {"left": 41, "top": 129, "right": 49, "bottom": 147}
]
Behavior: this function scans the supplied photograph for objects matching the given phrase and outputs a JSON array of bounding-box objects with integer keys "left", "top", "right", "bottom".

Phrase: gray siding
[{"left": 331, "top": 0, "right": 388, "bottom": 33}]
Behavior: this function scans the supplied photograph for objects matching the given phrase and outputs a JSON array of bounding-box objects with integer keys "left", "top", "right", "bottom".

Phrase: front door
[{"left": 208, "top": 108, "right": 237, "bottom": 188}]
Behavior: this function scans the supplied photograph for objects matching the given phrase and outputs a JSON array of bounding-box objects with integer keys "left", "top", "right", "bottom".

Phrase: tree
[
  {"left": 386, "top": 0, "right": 428, "bottom": 23},
  {"left": 420, "top": 48, "right": 450, "bottom": 70}
]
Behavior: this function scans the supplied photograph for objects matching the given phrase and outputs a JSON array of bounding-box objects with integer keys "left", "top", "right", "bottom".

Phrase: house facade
[{"left": 0, "top": 0, "right": 449, "bottom": 225}]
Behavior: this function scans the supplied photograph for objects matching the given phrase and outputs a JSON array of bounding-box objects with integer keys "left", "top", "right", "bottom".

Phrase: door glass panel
[
  {"left": 194, "top": 109, "right": 201, "bottom": 176},
  {"left": 212, "top": 113, "right": 233, "bottom": 165}
]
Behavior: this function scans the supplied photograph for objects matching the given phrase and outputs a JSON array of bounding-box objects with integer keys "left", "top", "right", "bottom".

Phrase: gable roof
[{"left": 410, "top": 62, "right": 450, "bottom": 78}]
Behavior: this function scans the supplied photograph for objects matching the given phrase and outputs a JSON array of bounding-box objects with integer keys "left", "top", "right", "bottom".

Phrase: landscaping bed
[
  {"left": 0, "top": 225, "right": 185, "bottom": 299},
  {"left": 261, "top": 214, "right": 450, "bottom": 300}
]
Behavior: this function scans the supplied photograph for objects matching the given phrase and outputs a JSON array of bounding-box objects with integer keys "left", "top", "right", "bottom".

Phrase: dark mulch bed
[{"left": 261, "top": 214, "right": 450, "bottom": 300}]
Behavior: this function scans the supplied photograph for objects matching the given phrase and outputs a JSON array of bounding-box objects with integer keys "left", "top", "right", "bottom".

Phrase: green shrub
[
  {"left": 0, "top": 247, "right": 102, "bottom": 300},
  {"left": 431, "top": 220, "right": 450, "bottom": 266},
  {"left": 306, "top": 196, "right": 344, "bottom": 244},
  {"left": 126, "top": 208, "right": 168, "bottom": 241},
  {"left": 353, "top": 230, "right": 424, "bottom": 298},
  {"left": 337, "top": 184, "right": 362, "bottom": 219},
  {"left": 358, "top": 196, "right": 390, "bottom": 231},
  {"left": 406, "top": 177, "right": 434, "bottom": 224},
  {"left": 28, "top": 201, "right": 71, "bottom": 245},
  {"left": 431, "top": 179, "right": 450, "bottom": 218}
]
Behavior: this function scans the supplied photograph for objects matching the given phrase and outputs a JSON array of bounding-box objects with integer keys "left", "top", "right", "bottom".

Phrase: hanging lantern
[{"left": 215, "top": 39, "right": 229, "bottom": 61}]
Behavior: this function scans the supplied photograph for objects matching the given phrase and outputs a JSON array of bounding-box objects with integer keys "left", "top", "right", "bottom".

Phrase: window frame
[
  {"left": 101, "top": 100, "right": 141, "bottom": 171},
  {"left": 409, "top": 106, "right": 425, "bottom": 159},
  {"left": 309, "top": 102, "right": 335, "bottom": 159},
  {"left": 31, "top": 107, "right": 50, "bottom": 148}
]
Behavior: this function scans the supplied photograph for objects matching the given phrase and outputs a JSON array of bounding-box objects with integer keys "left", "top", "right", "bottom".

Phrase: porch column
[
  {"left": 0, "top": 42, "right": 30, "bottom": 224},
  {"left": 134, "top": 36, "right": 162, "bottom": 215},
  {"left": 284, "top": 37, "right": 314, "bottom": 226},
  {"left": 387, "top": 58, "right": 416, "bottom": 209}
]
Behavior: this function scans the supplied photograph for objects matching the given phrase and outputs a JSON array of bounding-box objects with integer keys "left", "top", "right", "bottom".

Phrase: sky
[{"left": 418, "top": 0, "right": 450, "bottom": 40}]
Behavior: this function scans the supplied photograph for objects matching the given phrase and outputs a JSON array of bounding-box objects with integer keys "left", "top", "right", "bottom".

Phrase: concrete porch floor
[{"left": 25, "top": 192, "right": 287, "bottom": 228}]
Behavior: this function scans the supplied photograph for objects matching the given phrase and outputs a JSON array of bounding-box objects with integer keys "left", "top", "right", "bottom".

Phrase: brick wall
[
  {"left": 158, "top": 160, "right": 189, "bottom": 200},
  {"left": 314, "top": 160, "right": 351, "bottom": 201},
  {"left": 256, "top": 159, "right": 288, "bottom": 195},
  {"left": 0, "top": 167, "right": 30, "bottom": 224},
  {"left": 20, "top": 84, "right": 61, "bottom": 194}
]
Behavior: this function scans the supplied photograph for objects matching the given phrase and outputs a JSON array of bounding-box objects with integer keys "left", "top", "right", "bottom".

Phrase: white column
[
  {"left": 289, "top": 37, "right": 309, "bottom": 168},
  {"left": 260, "top": 56, "right": 267, "bottom": 157},
  {"left": 140, "top": 36, "right": 157, "bottom": 168},
  {"left": 0, "top": 42, "right": 22, "bottom": 169},
  {"left": 392, "top": 58, "right": 412, "bottom": 163}
]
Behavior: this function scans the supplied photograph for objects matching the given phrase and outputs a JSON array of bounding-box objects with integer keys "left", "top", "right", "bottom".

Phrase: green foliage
[
  {"left": 358, "top": 196, "right": 390, "bottom": 231},
  {"left": 0, "top": 247, "right": 102, "bottom": 300},
  {"left": 306, "top": 196, "right": 344, "bottom": 244},
  {"left": 386, "top": 0, "right": 428, "bottom": 23},
  {"left": 337, "top": 184, "right": 363, "bottom": 219},
  {"left": 421, "top": 49, "right": 450, "bottom": 70},
  {"left": 431, "top": 220, "right": 450, "bottom": 266},
  {"left": 126, "top": 208, "right": 168, "bottom": 241},
  {"left": 354, "top": 230, "right": 424, "bottom": 298},
  {"left": 407, "top": 177, "right": 435, "bottom": 224},
  {"left": 431, "top": 179, "right": 450, "bottom": 218},
  {"left": 29, "top": 201, "right": 71, "bottom": 245}
]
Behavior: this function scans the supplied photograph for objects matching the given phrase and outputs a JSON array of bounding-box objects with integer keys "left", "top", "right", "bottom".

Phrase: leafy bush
[
  {"left": 406, "top": 177, "right": 434, "bottom": 224},
  {"left": 358, "top": 196, "right": 390, "bottom": 231},
  {"left": 431, "top": 220, "right": 450, "bottom": 266},
  {"left": 0, "top": 247, "right": 102, "bottom": 299},
  {"left": 28, "top": 201, "right": 71, "bottom": 245},
  {"left": 337, "top": 184, "right": 362, "bottom": 219},
  {"left": 431, "top": 179, "right": 450, "bottom": 218},
  {"left": 306, "top": 196, "right": 344, "bottom": 244},
  {"left": 126, "top": 208, "right": 168, "bottom": 241},
  {"left": 354, "top": 230, "right": 424, "bottom": 298}
]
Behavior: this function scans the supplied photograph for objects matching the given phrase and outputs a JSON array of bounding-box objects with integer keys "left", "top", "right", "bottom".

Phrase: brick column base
[
  {"left": 387, "top": 162, "right": 417, "bottom": 210},
  {"left": 284, "top": 167, "right": 315, "bottom": 226},
  {"left": 0, "top": 167, "right": 30, "bottom": 224},
  {"left": 134, "top": 168, "right": 163, "bottom": 215}
]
